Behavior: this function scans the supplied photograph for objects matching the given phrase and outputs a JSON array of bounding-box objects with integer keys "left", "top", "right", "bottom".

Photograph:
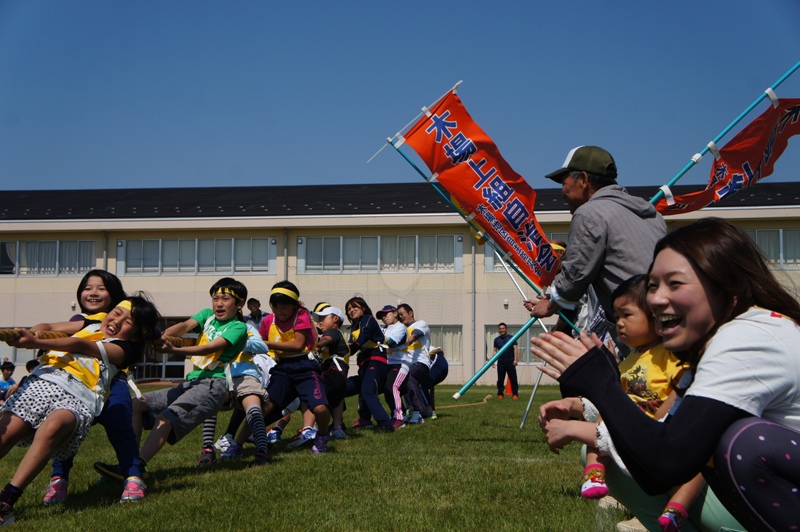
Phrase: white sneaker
[{"left": 214, "top": 433, "right": 235, "bottom": 453}]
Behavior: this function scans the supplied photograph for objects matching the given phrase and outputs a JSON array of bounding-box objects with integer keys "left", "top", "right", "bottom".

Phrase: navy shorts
[{"left": 267, "top": 357, "right": 328, "bottom": 411}]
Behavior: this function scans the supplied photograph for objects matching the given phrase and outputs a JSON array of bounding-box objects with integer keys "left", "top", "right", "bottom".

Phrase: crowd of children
[{"left": 0, "top": 271, "right": 449, "bottom": 526}]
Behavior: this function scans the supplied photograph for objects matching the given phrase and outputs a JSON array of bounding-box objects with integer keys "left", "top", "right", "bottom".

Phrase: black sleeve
[
  {"left": 108, "top": 339, "right": 136, "bottom": 368},
  {"left": 558, "top": 346, "right": 750, "bottom": 494}
]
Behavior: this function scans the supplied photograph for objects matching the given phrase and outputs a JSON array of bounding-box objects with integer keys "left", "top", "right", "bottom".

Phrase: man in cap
[{"left": 525, "top": 146, "right": 666, "bottom": 352}]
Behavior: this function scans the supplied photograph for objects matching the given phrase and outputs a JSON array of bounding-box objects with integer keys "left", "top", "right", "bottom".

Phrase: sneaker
[
  {"left": 351, "top": 418, "right": 375, "bottom": 430},
  {"left": 266, "top": 426, "right": 283, "bottom": 447},
  {"left": 408, "top": 411, "right": 425, "bottom": 424},
  {"left": 581, "top": 466, "right": 608, "bottom": 499},
  {"left": 94, "top": 461, "right": 151, "bottom": 481},
  {"left": 497, "top": 394, "right": 504, "bottom": 400},
  {"left": 120, "top": 476, "right": 146, "bottom": 502},
  {"left": 430, "top": 410, "right": 438, "bottom": 420},
  {"left": 195, "top": 446, "right": 216, "bottom": 468},
  {"left": 330, "top": 426, "right": 349, "bottom": 440},
  {"left": 311, "top": 433, "right": 329, "bottom": 454},
  {"left": 512, "top": 395, "right": 519, "bottom": 400},
  {"left": 0, "top": 501, "right": 14, "bottom": 527},
  {"left": 42, "top": 476, "right": 68, "bottom": 506},
  {"left": 288, "top": 426, "right": 318, "bottom": 448},
  {"left": 214, "top": 433, "right": 236, "bottom": 453},
  {"left": 220, "top": 442, "right": 243, "bottom": 460},
  {"left": 392, "top": 419, "right": 406, "bottom": 430},
  {"left": 248, "top": 450, "right": 271, "bottom": 467}
]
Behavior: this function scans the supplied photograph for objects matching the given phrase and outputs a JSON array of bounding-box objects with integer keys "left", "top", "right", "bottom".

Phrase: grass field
[{"left": 2, "top": 384, "right": 630, "bottom": 531}]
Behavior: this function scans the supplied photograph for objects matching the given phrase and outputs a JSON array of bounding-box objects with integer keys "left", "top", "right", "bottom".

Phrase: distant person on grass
[{"left": 493, "top": 323, "right": 518, "bottom": 400}]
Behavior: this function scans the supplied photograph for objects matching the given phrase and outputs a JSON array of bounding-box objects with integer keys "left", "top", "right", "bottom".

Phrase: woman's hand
[{"left": 531, "top": 331, "right": 601, "bottom": 378}]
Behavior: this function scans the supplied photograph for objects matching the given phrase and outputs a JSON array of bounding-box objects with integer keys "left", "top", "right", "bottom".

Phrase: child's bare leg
[
  {"left": 301, "top": 408, "right": 316, "bottom": 430},
  {"left": 11, "top": 410, "right": 75, "bottom": 490},
  {"left": 0, "top": 412, "right": 33, "bottom": 459},
  {"left": 312, "top": 405, "right": 330, "bottom": 437},
  {"left": 659, "top": 473, "right": 705, "bottom": 531},
  {"left": 332, "top": 403, "right": 344, "bottom": 429},
  {"left": 138, "top": 416, "right": 173, "bottom": 463},
  {"left": 131, "top": 396, "right": 147, "bottom": 445}
]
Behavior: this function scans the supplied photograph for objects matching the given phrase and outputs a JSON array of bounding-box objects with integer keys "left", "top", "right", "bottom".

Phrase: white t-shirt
[
  {"left": 406, "top": 320, "right": 431, "bottom": 367},
  {"left": 686, "top": 307, "right": 800, "bottom": 431},
  {"left": 383, "top": 322, "right": 410, "bottom": 366}
]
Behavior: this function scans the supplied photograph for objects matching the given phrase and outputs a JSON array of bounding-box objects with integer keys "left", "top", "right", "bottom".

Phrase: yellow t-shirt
[{"left": 617, "top": 344, "right": 686, "bottom": 418}]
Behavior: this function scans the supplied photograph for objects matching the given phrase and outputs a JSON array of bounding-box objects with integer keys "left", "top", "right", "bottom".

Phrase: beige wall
[{"left": 3, "top": 206, "right": 800, "bottom": 386}]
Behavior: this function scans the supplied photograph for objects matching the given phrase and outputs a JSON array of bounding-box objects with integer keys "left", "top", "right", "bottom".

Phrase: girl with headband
[{"left": 257, "top": 281, "right": 331, "bottom": 454}]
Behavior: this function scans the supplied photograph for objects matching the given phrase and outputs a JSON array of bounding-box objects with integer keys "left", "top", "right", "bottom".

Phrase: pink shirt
[{"left": 258, "top": 307, "right": 317, "bottom": 353}]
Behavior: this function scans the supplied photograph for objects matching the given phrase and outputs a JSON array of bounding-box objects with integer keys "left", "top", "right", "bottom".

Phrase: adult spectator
[
  {"left": 243, "top": 298, "right": 269, "bottom": 329},
  {"left": 492, "top": 323, "right": 518, "bottom": 400},
  {"left": 525, "top": 146, "right": 666, "bottom": 353}
]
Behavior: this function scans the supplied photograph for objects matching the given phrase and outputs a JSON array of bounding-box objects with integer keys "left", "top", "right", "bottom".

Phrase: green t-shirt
[{"left": 185, "top": 308, "right": 248, "bottom": 381}]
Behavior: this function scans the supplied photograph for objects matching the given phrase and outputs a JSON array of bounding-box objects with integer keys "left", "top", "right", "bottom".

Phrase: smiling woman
[{"left": 532, "top": 217, "right": 800, "bottom": 531}]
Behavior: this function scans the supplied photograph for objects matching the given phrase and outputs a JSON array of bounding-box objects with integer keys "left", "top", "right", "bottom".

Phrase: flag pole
[{"left": 650, "top": 60, "right": 800, "bottom": 205}]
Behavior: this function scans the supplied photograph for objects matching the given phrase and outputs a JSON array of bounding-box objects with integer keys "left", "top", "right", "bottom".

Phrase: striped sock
[
  {"left": 202, "top": 415, "right": 217, "bottom": 449},
  {"left": 246, "top": 405, "right": 269, "bottom": 453}
]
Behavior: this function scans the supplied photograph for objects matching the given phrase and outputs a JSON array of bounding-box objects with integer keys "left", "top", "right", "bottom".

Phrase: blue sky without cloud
[{"left": 1, "top": 1, "right": 799, "bottom": 192}]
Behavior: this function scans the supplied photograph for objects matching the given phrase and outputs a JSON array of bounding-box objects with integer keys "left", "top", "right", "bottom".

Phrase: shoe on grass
[
  {"left": 120, "top": 476, "right": 146, "bottom": 502},
  {"left": 351, "top": 418, "right": 375, "bottom": 430},
  {"left": 0, "top": 501, "right": 14, "bottom": 527},
  {"left": 214, "top": 433, "right": 236, "bottom": 453},
  {"left": 408, "top": 411, "right": 425, "bottom": 424},
  {"left": 220, "top": 442, "right": 243, "bottom": 460},
  {"left": 392, "top": 419, "right": 406, "bottom": 430},
  {"left": 94, "top": 461, "right": 151, "bottom": 481},
  {"left": 288, "top": 426, "right": 318, "bottom": 448},
  {"left": 311, "top": 433, "right": 329, "bottom": 454},
  {"left": 195, "top": 446, "right": 216, "bottom": 468},
  {"left": 330, "top": 426, "right": 349, "bottom": 439},
  {"left": 266, "top": 426, "right": 283, "bottom": 447},
  {"left": 248, "top": 450, "right": 271, "bottom": 467},
  {"left": 42, "top": 476, "right": 68, "bottom": 506}
]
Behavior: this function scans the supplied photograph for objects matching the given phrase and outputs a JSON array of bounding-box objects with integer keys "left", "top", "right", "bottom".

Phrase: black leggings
[{"left": 705, "top": 417, "right": 800, "bottom": 532}]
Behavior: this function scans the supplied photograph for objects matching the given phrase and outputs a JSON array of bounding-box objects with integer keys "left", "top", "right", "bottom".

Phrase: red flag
[
  {"left": 401, "top": 90, "right": 559, "bottom": 286},
  {"left": 656, "top": 98, "right": 800, "bottom": 215}
]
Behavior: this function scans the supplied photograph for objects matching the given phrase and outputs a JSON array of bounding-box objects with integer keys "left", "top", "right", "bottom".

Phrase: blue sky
[{"left": 2, "top": 1, "right": 799, "bottom": 192}]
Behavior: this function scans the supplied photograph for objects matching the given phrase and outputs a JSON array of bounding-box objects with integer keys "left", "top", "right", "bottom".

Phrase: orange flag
[
  {"left": 400, "top": 90, "right": 559, "bottom": 286},
  {"left": 656, "top": 98, "right": 800, "bottom": 215}
]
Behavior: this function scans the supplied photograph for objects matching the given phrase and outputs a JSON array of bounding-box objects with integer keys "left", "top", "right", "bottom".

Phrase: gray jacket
[{"left": 553, "top": 184, "right": 667, "bottom": 319}]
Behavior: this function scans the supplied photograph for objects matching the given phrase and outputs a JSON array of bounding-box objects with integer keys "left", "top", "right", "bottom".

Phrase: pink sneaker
[
  {"left": 120, "top": 476, "right": 146, "bottom": 502},
  {"left": 351, "top": 418, "right": 375, "bottom": 429},
  {"left": 43, "top": 476, "right": 68, "bottom": 505}
]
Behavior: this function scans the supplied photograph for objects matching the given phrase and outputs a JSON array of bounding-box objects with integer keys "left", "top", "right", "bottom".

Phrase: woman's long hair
[{"left": 650, "top": 217, "right": 800, "bottom": 363}]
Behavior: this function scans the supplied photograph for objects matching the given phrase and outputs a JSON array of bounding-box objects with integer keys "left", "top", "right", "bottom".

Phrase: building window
[
  {"left": 121, "top": 238, "right": 276, "bottom": 275},
  {"left": 300, "top": 235, "right": 461, "bottom": 274},
  {"left": 429, "top": 325, "right": 462, "bottom": 363},
  {"left": 745, "top": 229, "right": 800, "bottom": 270},
  {"left": 0, "top": 240, "right": 96, "bottom": 276}
]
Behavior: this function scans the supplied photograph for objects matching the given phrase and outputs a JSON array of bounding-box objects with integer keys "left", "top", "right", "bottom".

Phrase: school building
[{"left": 2, "top": 181, "right": 800, "bottom": 386}]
